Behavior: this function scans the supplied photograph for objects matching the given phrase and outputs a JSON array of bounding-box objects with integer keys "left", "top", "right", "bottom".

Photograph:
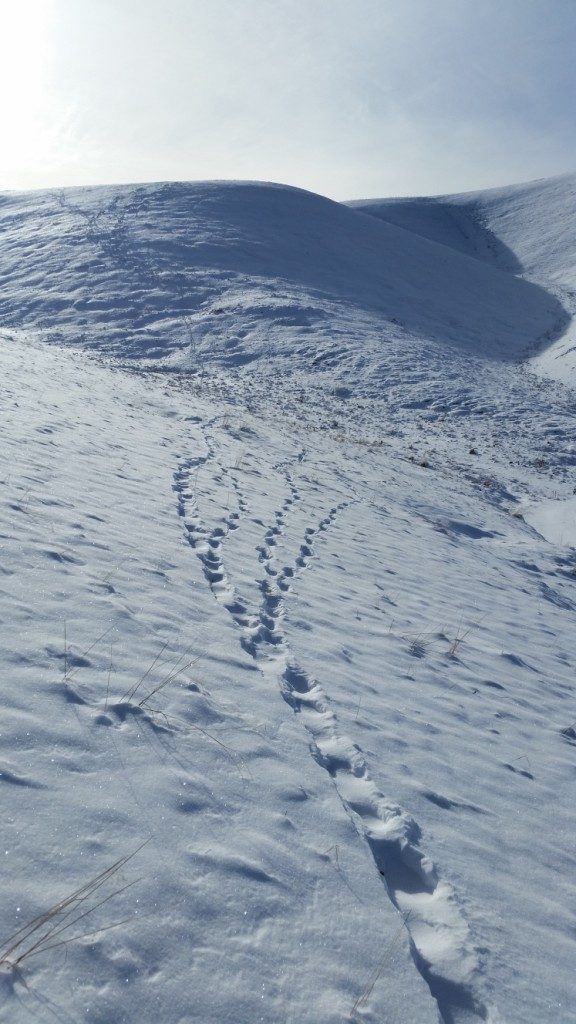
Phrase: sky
[{"left": 1, "top": 0, "right": 575, "bottom": 199}]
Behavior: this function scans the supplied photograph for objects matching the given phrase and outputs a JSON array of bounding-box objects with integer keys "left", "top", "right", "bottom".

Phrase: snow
[
  {"left": 349, "top": 173, "right": 576, "bottom": 286},
  {"left": 0, "top": 174, "right": 576, "bottom": 1024},
  {"left": 0, "top": 180, "right": 568, "bottom": 370},
  {"left": 350, "top": 172, "right": 576, "bottom": 386},
  {"left": 523, "top": 495, "right": 576, "bottom": 548}
]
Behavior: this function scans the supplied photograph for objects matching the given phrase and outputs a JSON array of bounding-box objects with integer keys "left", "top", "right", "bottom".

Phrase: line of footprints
[{"left": 173, "top": 440, "right": 491, "bottom": 1024}]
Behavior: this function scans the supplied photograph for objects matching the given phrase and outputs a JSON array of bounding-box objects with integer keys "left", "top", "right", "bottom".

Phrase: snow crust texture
[{"left": 1, "top": 173, "right": 576, "bottom": 1024}]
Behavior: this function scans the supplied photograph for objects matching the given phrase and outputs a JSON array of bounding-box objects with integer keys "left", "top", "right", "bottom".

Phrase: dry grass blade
[
  {"left": 0, "top": 842, "right": 147, "bottom": 973},
  {"left": 138, "top": 652, "right": 204, "bottom": 707},
  {"left": 447, "top": 613, "right": 487, "bottom": 658},
  {"left": 186, "top": 719, "right": 250, "bottom": 779},
  {"left": 121, "top": 640, "right": 171, "bottom": 703},
  {"left": 121, "top": 640, "right": 205, "bottom": 706},
  {"left": 116, "top": 644, "right": 249, "bottom": 776},
  {"left": 63, "top": 625, "right": 116, "bottom": 685},
  {"left": 349, "top": 912, "right": 411, "bottom": 1022}
]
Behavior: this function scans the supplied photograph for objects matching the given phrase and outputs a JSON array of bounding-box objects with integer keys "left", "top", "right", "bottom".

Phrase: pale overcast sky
[{"left": 1, "top": 0, "right": 575, "bottom": 198}]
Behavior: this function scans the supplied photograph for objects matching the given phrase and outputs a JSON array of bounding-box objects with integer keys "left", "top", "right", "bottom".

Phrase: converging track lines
[{"left": 173, "top": 430, "right": 495, "bottom": 1024}]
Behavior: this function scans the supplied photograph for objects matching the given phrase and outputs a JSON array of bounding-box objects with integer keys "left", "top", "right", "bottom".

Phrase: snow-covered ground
[
  {"left": 0, "top": 175, "right": 575, "bottom": 1024},
  {"left": 350, "top": 172, "right": 576, "bottom": 385}
]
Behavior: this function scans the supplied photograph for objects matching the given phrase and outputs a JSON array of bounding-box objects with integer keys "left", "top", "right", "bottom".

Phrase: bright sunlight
[{"left": 0, "top": 0, "right": 72, "bottom": 189}]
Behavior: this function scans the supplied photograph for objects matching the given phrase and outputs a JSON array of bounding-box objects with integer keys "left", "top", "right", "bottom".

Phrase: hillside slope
[
  {"left": 1, "top": 177, "right": 576, "bottom": 1024},
  {"left": 350, "top": 173, "right": 576, "bottom": 382},
  {"left": 0, "top": 180, "right": 567, "bottom": 374}
]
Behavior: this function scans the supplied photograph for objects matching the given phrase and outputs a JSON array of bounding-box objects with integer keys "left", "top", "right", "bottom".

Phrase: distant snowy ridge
[
  {"left": 0, "top": 179, "right": 568, "bottom": 382},
  {"left": 350, "top": 172, "right": 576, "bottom": 383}
]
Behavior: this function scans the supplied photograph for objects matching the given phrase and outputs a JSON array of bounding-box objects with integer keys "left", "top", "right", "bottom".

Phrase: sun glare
[{"left": 0, "top": 0, "right": 70, "bottom": 189}]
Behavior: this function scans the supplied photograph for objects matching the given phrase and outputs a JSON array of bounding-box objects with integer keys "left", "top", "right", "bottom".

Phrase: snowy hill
[
  {"left": 1, "top": 175, "right": 576, "bottom": 1024},
  {"left": 351, "top": 173, "right": 576, "bottom": 286},
  {"left": 350, "top": 172, "right": 576, "bottom": 382},
  {"left": 0, "top": 180, "right": 568, "bottom": 371}
]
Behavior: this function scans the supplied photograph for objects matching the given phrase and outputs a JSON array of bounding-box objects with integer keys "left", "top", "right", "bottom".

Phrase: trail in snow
[
  {"left": 3, "top": 172, "right": 576, "bottom": 1024},
  {"left": 173, "top": 428, "right": 495, "bottom": 1024}
]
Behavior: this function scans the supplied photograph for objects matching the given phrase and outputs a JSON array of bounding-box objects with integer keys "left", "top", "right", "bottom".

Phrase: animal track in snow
[
  {"left": 174, "top": 447, "right": 493, "bottom": 1024},
  {"left": 174, "top": 439, "right": 257, "bottom": 630},
  {"left": 248, "top": 503, "right": 491, "bottom": 1022}
]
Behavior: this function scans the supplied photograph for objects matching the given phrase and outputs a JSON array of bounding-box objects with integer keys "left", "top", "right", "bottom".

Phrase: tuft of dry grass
[
  {"left": 121, "top": 641, "right": 204, "bottom": 710},
  {"left": 118, "top": 643, "right": 250, "bottom": 777},
  {"left": 446, "top": 614, "right": 486, "bottom": 658},
  {"left": 57, "top": 630, "right": 248, "bottom": 777},
  {"left": 0, "top": 844, "right": 146, "bottom": 979}
]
